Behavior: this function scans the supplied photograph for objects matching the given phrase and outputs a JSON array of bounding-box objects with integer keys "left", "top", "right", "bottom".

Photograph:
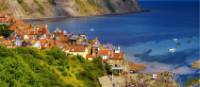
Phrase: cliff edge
[{"left": 0, "top": 0, "right": 140, "bottom": 19}]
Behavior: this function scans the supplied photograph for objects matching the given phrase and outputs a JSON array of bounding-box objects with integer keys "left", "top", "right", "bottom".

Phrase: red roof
[
  {"left": 38, "top": 27, "right": 48, "bottom": 35},
  {"left": 98, "top": 49, "right": 112, "bottom": 55},
  {"left": 86, "top": 54, "right": 96, "bottom": 58},
  {"left": 29, "top": 31, "right": 36, "bottom": 35},
  {"left": 111, "top": 52, "right": 124, "bottom": 60},
  {"left": 0, "top": 16, "right": 11, "bottom": 23},
  {"left": 69, "top": 45, "right": 86, "bottom": 52}
]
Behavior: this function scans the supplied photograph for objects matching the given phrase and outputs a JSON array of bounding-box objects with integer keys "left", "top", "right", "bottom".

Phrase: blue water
[{"left": 31, "top": 1, "right": 199, "bottom": 86}]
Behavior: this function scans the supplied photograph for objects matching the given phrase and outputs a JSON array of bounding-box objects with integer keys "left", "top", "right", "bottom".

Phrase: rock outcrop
[
  {"left": 192, "top": 60, "right": 200, "bottom": 69},
  {"left": 0, "top": 0, "right": 140, "bottom": 19}
]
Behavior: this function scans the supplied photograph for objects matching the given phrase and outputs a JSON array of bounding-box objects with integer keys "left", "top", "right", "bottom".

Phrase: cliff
[{"left": 0, "top": 0, "right": 140, "bottom": 19}]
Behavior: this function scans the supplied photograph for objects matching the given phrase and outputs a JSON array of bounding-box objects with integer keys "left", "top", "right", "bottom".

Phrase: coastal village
[
  {"left": 0, "top": 14, "right": 125, "bottom": 65},
  {"left": 0, "top": 14, "right": 179, "bottom": 87}
]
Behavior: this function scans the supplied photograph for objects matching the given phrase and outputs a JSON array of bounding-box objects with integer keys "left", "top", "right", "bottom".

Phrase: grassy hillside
[
  {"left": 74, "top": 0, "right": 102, "bottom": 15},
  {"left": 0, "top": 45, "right": 105, "bottom": 87}
]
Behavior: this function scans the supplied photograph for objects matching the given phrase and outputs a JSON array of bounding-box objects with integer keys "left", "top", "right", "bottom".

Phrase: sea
[{"left": 29, "top": 1, "right": 199, "bottom": 86}]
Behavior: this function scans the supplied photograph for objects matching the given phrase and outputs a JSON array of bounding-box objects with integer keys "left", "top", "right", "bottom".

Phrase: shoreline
[{"left": 23, "top": 10, "right": 149, "bottom": 22}]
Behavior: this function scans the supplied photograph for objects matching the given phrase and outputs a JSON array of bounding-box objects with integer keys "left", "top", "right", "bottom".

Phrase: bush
[
  {"left": 15, "top": 47, "right": 44, "bottom": 59},
  {"left": 0, "top": 24, "right": 13, "bottom": 38},
  {"left": 92, "top": 57, "right": 103, "bottom": 69},
  {"left": 77, "top": 55, "right": 85, "bottom": 63},
  {"left": 46, "top": 47, "right": 66, "bottom": 59},
  {"left": 48, "top": 0, "right": 56, "bottom": 5},
  {"left": 17, "top": 0, "right": 23, "bottom": 4},
  {"left": 0, "top": 45, "right": 14, "bottom": 57},
  {"left": 105, "top": 63, "right": 112, "bottom": 74}
]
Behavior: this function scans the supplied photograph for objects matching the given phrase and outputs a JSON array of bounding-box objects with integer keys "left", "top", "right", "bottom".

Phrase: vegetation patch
[
  {"left": 75, "top": 0, "right": 88, "bottom": 13},
  {"left": 0, "top": 1, "right": 8, "bottom": 12},
  {"left": 17, "top": 0, "right": 23, "bottom": 4},
  {"left": 75, "top": 0, "right": 102, "bottom": 14},
  {"left": 48, "top": 0, "right": 56, "bottom": 5},
  {"left": 186, "top": 78, "right": 200, "bottom": 87},
  {"left": 33, "top": 0, "right": 45, "bottom": 15},
  {"left": 87, "top": 0, "right": 102, "bottom": 8},
  {"left": 0, "top": 24, "right": 13, "bottom": 38},
  {"left": 17, "top": 0, "right": 32, "bottom": 14},
  {"left": 0, "top": 46, "right": 107, "bottom": 87}
]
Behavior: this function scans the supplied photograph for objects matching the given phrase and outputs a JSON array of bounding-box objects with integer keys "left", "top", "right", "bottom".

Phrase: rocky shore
[
  {"left": 99, "top": 71, "right": 179, "bottom": 87},
  {"left": 192, "top": 60, "right": 200, "bottom": 69}
]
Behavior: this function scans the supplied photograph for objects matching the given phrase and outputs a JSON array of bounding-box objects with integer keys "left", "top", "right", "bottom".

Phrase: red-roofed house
[
  {"left": 65, "top": 45, "right": 89, "bottom": 58},
  {"left": 98, "top": 49, "right": 113, "bottom": 60},
  {"left": 107, "top": 52, "right": 125, "bottom": 68}
]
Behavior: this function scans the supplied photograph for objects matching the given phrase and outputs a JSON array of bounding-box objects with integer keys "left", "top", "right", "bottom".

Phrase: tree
[
  {"left": 105, "top": 62, "right": 112, "bottom": 74},
  {"left": 48, "top": 0, "right": 56, "bottom": 5},
  {"left": 17, "top": 0, "right": 23, "bottom": 4},
  {"left": 0, "top": 24, "right": 13, "bottom": 38}
]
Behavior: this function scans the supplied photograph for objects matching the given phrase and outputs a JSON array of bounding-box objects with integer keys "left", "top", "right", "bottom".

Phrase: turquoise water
[{"left": 30, "top": 1, "right": 199, "bottom": 86}]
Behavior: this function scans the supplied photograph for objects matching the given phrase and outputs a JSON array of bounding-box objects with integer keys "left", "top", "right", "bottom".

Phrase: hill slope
[
  {"left": 0, "top": 45, "right": 105, "bottom": 87},
  {"left": 0, "top": 0, "right": 140, "bottom": 18}
]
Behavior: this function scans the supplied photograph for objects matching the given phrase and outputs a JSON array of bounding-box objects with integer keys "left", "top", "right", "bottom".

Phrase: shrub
[
  {"left": 46, "top": 47, "right": 66, "bottom": 59},
  {"left": 105, "top": 63, "right": 112, "bottom": 74},
  {"left": 48, "top": 0, "right": 56, "bottom": 5},
  {"left": 77, "top": 55, "right": 85, "bottom": 63},
  {"left": 0, "top": 24, "right": 13, "bottom": 38},
  {"left": 17, "top": 0, "right": 23, "bottom": 4},
  {"left": 0, "top": 45, "right": 14, "bottom": 57}
]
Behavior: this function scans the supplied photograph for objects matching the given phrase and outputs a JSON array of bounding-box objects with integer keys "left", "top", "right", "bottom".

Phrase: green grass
[
  {"left": 0, "top": 46, "right": 106, "bottom": 87},
  {"left": 87, "top": 0, "right": 102, "bottom": 8},
  {"left": 75, "top": 0, "right": 88, "bottom": 13},
  {"left": 75, "top": 0, "right": 102, "bottom": 14}
]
